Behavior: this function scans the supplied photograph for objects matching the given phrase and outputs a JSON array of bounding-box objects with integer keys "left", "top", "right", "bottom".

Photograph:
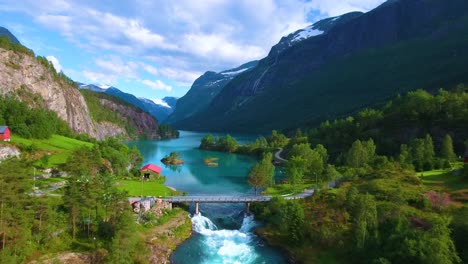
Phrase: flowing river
[{"left": 127, "top": 131, "right": 286, "bottom": 264}]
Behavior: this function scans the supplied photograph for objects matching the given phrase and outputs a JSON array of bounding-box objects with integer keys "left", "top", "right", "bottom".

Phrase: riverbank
[
  {"left": 254, "top": 227, "right": 338, "bottom": 264},
  {"left": 146, "top": 208, "right": 192, "bottom": 264}
]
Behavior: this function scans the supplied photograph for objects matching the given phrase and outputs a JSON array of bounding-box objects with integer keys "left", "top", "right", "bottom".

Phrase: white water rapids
[{"left": 190, "top": 213, "right": 262, "bottom": 264}]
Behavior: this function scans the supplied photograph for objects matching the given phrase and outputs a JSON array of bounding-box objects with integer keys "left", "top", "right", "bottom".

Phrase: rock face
[
  {"left": 98, "top": 98, "right": 160, "bottom": 139},
  {"left": 79, "top": 83, "right": 178, "bottom": 123},
  {"left": 0, "top": 48, "right": 97, "bottom": 137},
  {"left": 176, "top": 0, "right": 468, "bottom": 132},
  {"left": 0, "top": 47, "right": 162, "bottom": 139},
  {"left": 0, "top": 145, "right": 20, "bottom": 161}
]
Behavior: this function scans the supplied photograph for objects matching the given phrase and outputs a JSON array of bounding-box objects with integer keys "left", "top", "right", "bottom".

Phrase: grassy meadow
[{"left": 10, "top": 134, "right": 93, "bottom": 166}]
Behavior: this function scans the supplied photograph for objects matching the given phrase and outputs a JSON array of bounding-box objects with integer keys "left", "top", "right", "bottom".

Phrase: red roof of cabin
[{"left": 140, "top": 163, "right": 162, "bottom": 174}]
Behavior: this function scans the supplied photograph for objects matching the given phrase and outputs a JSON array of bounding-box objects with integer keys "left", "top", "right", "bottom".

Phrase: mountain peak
[{"left": 271, "top": 11, "right": 363, "bottom": 55}]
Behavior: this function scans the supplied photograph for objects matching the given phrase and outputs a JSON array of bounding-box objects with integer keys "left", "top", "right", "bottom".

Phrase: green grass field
[
  {"left": 265, "top": 182, "right": 314, "bottom": 196},
  {"left": 10, "top": 134, "right": 93, "bottom": 166},
  {"left": 419, "top": 163, "right": 468, "bottom": 203},
  {"left": 116, "top": 180, "right": 177, "bottom": 197},
  {"left": 419, "top": 163, "right": 467, "bottom": 191}
]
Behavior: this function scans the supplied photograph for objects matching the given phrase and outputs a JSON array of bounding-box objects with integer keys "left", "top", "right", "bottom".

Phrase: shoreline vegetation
[{"left": 199, "top": 86, "right": 468, "bottom": 263}]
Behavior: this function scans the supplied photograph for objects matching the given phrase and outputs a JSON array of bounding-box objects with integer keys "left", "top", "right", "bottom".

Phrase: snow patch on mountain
[
  {"left": 221, "top": 67, "right": 250, "bottom": 76},
  {"left": 150, "top": 98, "right": 171, "bottom": 108},
  {"left": 291, "top": 25, "right": 323, "bottom": 43},
  {"left": 98, "top": 84, "right": 111, "bottom": 89}
]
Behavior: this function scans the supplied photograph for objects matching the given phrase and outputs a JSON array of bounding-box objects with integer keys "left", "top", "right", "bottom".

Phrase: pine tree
[{"left": 441, "top": 134, "right": 456, "bottom": 162}]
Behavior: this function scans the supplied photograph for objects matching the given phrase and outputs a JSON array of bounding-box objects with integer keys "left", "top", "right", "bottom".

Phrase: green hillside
[
  {"left": 80, "top": 89, "right": 137, "bottom": 136},
  {"left": 10, "top": 134, "right": 93, "bottom": 166}
]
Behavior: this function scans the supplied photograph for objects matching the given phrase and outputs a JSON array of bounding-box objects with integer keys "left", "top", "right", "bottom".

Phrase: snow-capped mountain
[
  {"left": 270, "top": 11, "right": 363, "bottom": 55},
  {"left": 78, "top": 82, "right": 178, "bottom": 122},
  {"left": 77, "top": 83, "right": 108, "bottom": 93},
  {"left": 165, "top": 60, "right": 258, "bottom": 124}
]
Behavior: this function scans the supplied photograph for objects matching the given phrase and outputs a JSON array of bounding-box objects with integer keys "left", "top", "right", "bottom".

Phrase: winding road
[{"left": 274, "top": 148, "right": 288, "bottom": 162}]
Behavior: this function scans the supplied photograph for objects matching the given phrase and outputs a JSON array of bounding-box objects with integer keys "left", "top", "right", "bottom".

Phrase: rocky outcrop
[
  {"left": 99, "top": 99, "right": 160, "bottom": 139},
  {"left": 0, "top": 145, "right": 20, "bottom": 161},
  {"left": 0, "top": 48, "right": 98, "bottom": 137},
  {"left": 95, "top": 121, "right": 127, "bottom": 139},
  {"left": 79, "top": 83, "right": 178, "bottom": 123},
  {"left": 0, "top": 47, "right": 164, "bottom": 139}
]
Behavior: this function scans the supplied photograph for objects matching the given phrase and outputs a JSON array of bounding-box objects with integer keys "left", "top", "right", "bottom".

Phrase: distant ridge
[{"left": 0, "top": 26, "right": 20, "bottom": 44}]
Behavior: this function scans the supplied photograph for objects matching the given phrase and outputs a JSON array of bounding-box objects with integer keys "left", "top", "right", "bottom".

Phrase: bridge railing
[
  {"left": 162, "top": 195, "right": 273, "bottom": 203},
  {"left": 160, "top": 188, "right": 315, "bottom": 203}
]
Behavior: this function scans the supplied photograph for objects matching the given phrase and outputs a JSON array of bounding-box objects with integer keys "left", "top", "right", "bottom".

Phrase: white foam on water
[{"left": 191, "top": 213, "right": 260, "bottom": 263}]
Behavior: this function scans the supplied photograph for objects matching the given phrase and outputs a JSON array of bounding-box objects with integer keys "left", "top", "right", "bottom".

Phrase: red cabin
[
  {"left": 140, "top": 163, "right": 162, "bottom": 179},
  {"left": 0, "top": 126, "right": 10, "bottom": 142}
]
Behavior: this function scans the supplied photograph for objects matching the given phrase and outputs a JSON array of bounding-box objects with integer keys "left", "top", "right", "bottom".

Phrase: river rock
[{"left": 0, "top": 145, "right": 20, "bottom": 161}]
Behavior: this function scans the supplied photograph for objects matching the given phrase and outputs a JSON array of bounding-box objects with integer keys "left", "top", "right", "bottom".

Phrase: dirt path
[{"left": 146, "top": 210, "right": 192, "bottom": 264}]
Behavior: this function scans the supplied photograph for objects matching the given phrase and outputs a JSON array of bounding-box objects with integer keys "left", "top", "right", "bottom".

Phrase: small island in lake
[
  {"left": 161, "top": 151, "right": 184, "bottom": 165},
  {"left": 204, "top": 157, "right": 219, "bottom": 167}
]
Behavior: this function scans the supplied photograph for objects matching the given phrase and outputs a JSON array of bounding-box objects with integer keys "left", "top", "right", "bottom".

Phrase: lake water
[{"left": 127, "top": 131, "right": 286, "bottom": 264}]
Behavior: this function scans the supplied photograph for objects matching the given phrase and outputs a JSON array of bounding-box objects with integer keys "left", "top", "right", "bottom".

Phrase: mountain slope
[
  {"left": 0, "top": 31, "right": 165, "bottom": 140},
  {"left": 0, "top": 27, "right": 20, "bottom": 44},
  {"left": 176, "top": 0, "right": 468, "bottom": 132},
  {"left": 80, "top": 90, "right": 161, "bottom": 139},
  {"left": 79, "top": 83, "right": 177, "bottom": 122},
  {"left": 165, "top": 60, "right": 258, "bottom": 124}
]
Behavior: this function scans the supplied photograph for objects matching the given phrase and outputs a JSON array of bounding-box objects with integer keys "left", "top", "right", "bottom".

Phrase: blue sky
[{"left": 0, "top": 0, "right": 386, "bottom": 101}]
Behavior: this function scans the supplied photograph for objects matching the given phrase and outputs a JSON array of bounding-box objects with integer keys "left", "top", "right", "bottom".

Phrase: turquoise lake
[{"left": 127, "top": 131, "right": 286, "bottom": 264}]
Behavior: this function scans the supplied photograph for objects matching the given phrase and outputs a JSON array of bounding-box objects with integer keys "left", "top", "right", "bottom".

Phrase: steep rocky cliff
[
  {"left": 78, "top": 83, "right": 178, "bottom": 123},
  {"left": 0, "top": 47, "right": 97, "bottom": 136},
  {"left": 0, "top": 46, "right": 162, "bottom": 139},
  {"left": 98, "top": 97, "right": 160, "bottom": 139},
  {"left": 176, "top": 0, "right": 468, "bottom": 132}
]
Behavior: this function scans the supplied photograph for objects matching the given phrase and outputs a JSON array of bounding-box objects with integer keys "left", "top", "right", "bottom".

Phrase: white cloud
[
  {"left": 2, "top": 0, "right": 386, "bottom": 96},
  {"left": 82, "top": 70, "right": 116, "bottom": 84},
  {"left": 308, "top": 0, "right": 386, "bottom": 16},
  {"left": 142, "top": 79, "right": 172, "bottom": 91},
  {"left": 141, "top": 63, "right": 159, "bottom": 75},
  {"left": 181, "top": 33, "right": 265, "bottom": 65},
  {"left": 46, "top": 55, "right": 62, "bottom": 72},
  {"left": 158, "top": 67, "right": 201, "bottom": 84},
  {"left": 94, "top": 56, "right": 139, "bottom": 78}
]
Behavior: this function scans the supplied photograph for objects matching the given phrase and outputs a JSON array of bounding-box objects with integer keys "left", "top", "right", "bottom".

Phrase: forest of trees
[
  {"left": 0, "top": 138, "right": 145, "bottom": 263},
  {"left": 251, "top": 130, "right": 467, "bottom": 263},
  {"left": 246, "top": 87, "right": 468, "bottom": 263},
  {"left": 307, "top": 87, "right": 468, "bottom": 158},
  {"left": 199, "top": 130, "right": 289, "bottom": 156},
  {"left": 0, "top": 95, "right": 72, "bottom": 139}
]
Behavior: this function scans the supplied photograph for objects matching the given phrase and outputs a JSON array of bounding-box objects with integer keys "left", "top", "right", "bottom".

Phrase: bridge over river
[{"left": 161, "top": 188, "right": 315, "bottom": 214}]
